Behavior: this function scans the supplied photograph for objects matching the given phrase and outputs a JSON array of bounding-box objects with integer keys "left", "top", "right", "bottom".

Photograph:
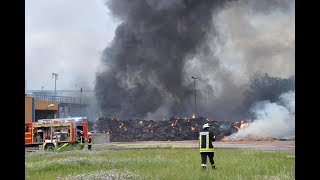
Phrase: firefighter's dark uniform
[
  {"left": 87, "top": 135, "right": 92, "bottom": 150},
  {"left": 199, "top": 126, "right": 216, "bottom": 170}
]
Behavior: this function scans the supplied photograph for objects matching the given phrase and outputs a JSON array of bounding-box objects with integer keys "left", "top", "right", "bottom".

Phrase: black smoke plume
[
  {"left": 94, "top": 0, "right": 294, "bottom": 121},
  {"left": 95, "top": 0, "right": 231, "bottom": 119}
]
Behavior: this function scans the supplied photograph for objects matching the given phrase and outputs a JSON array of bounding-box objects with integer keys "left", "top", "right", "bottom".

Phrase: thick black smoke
[
  {"left": 94, "top": 0, "right": 294, "bottom": 121},
  {"left": 95, "top": 0, "right": 231, "bottom": 119}
]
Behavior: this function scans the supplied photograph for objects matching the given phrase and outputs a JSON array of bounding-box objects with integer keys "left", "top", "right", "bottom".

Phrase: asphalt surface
[{"left": 94, "top": 140, "right": 295, "bottom": 153}]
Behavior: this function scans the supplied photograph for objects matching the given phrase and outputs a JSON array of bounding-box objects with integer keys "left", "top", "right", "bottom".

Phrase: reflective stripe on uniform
[
  {"left": 201, "top": 164, "right": 206, "bottom": 167},
  {"left": 199, "top": 132, "right": 209, "bottom": 136},
  {"left": 199, "top": 148, "right": 214, "bottom": 152}
]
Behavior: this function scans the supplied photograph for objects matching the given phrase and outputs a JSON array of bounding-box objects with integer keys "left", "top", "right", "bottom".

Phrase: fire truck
[{"left": 25, "top": 117, "right": 89, "bottom": 150}]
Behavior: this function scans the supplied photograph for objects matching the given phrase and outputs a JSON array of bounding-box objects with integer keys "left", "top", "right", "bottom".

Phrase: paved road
[{"left": 94, "top": 140, "right": 295, "bottom": 153}]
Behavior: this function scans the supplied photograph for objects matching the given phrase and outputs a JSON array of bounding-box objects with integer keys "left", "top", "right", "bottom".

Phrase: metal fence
[{"left": 31, "top": 95, "right": 94, "bottom": 105}]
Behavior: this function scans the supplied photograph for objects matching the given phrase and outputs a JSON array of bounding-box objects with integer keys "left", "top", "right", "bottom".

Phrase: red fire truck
[{"left": 25, "top": 117, "right": 89, "bottom": 150}]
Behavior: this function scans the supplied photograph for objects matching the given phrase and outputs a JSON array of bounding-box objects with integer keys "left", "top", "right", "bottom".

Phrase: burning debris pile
[{"left": 93, "top": 117, "right": 249, "bottom": 142}]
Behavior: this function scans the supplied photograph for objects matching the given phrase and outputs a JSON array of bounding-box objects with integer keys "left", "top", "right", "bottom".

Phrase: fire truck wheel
[{"left": 45, "top": 144, "right": 55, "bottom": 151}]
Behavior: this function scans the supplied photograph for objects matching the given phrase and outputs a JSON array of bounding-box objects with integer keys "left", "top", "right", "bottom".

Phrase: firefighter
[
  {"left": 87, "top": 132, "right": 92, "bottom": 150},
  {"left": 198, "top": 123, "right": 216, "bottom": 170},
  {"left": 78, "top": 131, "right": 85, "bottom": 149}
]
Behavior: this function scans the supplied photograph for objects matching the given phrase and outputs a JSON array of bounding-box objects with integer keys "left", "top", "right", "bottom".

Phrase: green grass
[{"left": 25, "top": 147, "right": 295, "bottom": 180}]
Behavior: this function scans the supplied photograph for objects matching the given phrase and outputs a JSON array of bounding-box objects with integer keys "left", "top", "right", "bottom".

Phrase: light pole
[
  {"left": 52, "top": 73, "right": 58, "bottom": 97},
  {"left": 191, "top": 76, "right": 198, "bottom": 117},
  {"left": 80, "top": 88, "right": 83, "bottom": 104}
]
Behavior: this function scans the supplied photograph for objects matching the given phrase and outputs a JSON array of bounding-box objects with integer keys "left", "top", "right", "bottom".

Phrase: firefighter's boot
[
  {"left": 211, "top": 164, "right": 216, "bottom": 170},
  {"left": 201, "top": 166, "right": 206, "bottom": 171}
]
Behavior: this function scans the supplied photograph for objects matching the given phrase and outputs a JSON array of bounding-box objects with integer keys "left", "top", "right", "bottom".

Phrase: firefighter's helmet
[{"left": 203, "top": 123, "right": 210, "bottom": 129}]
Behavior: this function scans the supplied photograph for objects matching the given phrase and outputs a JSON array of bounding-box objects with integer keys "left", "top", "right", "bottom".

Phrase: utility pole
[
  {"left": 191, "top": 76, "right": 198, "bottom": 117},
  {"left": 80, "top": 88, "right": 83, "bottom": 104},
  {"left": 52, "top": 73, "right": 58, "bottom": 97}
]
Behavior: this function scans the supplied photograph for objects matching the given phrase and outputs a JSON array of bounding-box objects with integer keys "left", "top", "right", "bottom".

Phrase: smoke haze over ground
[{"left": 94, "top": 0, "right": 295, "bottom": 122}]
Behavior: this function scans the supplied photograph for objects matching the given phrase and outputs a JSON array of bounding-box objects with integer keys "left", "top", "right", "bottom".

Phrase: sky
[{"left": 25, "top": 0, "right": 118, "bottom": 91}]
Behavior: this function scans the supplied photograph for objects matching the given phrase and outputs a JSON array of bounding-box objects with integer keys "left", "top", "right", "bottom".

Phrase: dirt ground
[{"left": 25, "top": 139, "right": 295, "bottom": 153}]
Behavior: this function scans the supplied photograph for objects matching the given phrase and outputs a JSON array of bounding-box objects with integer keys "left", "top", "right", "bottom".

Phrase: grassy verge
[{"left": 25, "top": 147, "right": 295, "bottom": 180}]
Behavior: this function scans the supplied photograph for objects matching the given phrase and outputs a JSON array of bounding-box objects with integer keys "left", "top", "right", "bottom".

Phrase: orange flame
[
  {"left": 240, "top": 122, "right": 248, "bottom": 129},
  {"left": 234, "top": 120, "right": 249, "bottom": 130},
  {"left": 118, "top": 122, "right": 124, "bottom": 128},
  {"left": 171, "top": 119, "right": 178, "bottom": 128}
]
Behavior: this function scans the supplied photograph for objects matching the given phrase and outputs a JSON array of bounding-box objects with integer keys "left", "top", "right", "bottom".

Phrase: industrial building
[{"left": 25, "top": 96, "right": 59, "bottom": 122}]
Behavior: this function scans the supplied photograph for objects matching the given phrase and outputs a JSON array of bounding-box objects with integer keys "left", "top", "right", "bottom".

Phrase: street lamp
[
  {"left": 191, "top": 76, "right": 198, "bottom": 118},
  {"left": 52, "top": 73, "right": 58, "bottom": 97}
]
